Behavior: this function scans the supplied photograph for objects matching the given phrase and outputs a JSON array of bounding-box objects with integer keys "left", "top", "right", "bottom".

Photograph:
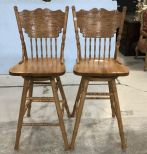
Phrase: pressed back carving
[
  {"left": 76, "top": 8, "right": 123, "bottom": 38},
  {"left": 14, "top": 6, "right": 68, "bottom": 62},
  {"left": 19, "top": 8, "right": 65, "bottom": 38},
  {"left": 72, "top": 6, "right": 126, "bottom": 62}
]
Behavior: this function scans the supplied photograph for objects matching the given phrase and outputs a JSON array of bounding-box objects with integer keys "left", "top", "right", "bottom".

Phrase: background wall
[{"left": 0, "top": 0, "right": 117, "bottom": 74}]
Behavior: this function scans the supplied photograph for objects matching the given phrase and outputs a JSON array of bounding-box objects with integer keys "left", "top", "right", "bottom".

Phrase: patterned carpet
[{"left": 0, "top": 117, "right": 147, "bottom": 154}]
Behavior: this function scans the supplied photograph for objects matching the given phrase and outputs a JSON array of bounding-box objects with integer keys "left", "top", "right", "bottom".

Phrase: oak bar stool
[
  {"left": 135, "top": 9, "right": 147, "bottom": 71},
  {"left": 70, "top": 6, "right": 129, "bottom": 150},
  {"left": 9, "top": 6, "right": 70, "bottom": 150}
]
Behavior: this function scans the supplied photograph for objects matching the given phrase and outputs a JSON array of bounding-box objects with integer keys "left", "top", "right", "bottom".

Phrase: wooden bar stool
[
  {"left": 9, "top": 6, "right": 70, "bottom": 150},
  {"left": 135, "top": 9, "right": 147, "bottom": 71},
  {"left": 70, "top": 6, "right": 129, "bottom": 150}
]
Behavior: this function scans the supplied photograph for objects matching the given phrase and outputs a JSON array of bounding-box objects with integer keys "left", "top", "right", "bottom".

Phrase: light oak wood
[
  {"left": 108, "top": 81, "right": 116, "bottom": 118},
  {"left": 50, "top": 77, "right": 69, "bottom": 150},
  {"left": 9, "top": 58, "right": 65, "bottom": 77},
  {"left": 71, "top": 78, "right": 84, "bottom": 117},
  {"left": 70, "top": 77, "right": 89, "bottom": 149},
  {"left": 14, "top": 79, "right": 29, "bottom": 150},
  {"left": 70, "top": 6, "right": 128, "bottom": 150},
  {"left": 26, "top": 80, "right": 33, "bottom": 117},
  {"left": 135, "top": 9, "right": 147, "bottom": 71},
  {"left": 73, "top": 59, "right": 129, "bottom": 77},
  {"left": 111, "top": 79, "right": 127, "bottom": 149},
  {"left": 10, "top": 6, "right": 70, "bottom": 150},
  {"left": 56, "top": 77, "right": 71, "bottom": 118}
]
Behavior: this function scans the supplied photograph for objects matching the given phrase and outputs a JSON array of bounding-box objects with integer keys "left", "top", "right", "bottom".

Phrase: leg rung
[
  {"left": 33, "top": 81, "right": 51, "bottom": 85},
  {"left": 22, "top": 122, "right": 60, "bottom": 126},
  {"left": 85, "top": 96, "right": 110, "bottom": 99},
  {"left": 26, "top": 97, "right": 63, "bottom": 103},
  {"left": 86, "top": 92, "right": 110, "bottom": 96}
]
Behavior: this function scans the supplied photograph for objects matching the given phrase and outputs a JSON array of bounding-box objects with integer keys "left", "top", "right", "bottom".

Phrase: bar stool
[
  {"left": 70, "top": 6, "right": 129, "bottom": 150},
  {"left": 135, "top": 9, "right": 147, "bottom": 71},
  {"left": 9, "top": 6, "right": 70, "bottom": 150}
]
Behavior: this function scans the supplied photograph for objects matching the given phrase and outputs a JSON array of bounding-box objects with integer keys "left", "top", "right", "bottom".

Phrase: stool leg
[
  {"left": 135, "top": 46, "right": 139, "bottom": 59},
  {"left": 111, "top": 79, "right": 127, "bottom": 150},
  {"left": 108, "top": 81, "right": 115, "bottom": 118},
  {"left": 51, "top": 77, "right": 69, "bottom": 150},
  {"left": 14, "top": 79, "right": 29, "bottom": 150},
  {"left": 71, "top": 78, "right": 84, "bottom": 117},
  {"left": 70, "top": 78, "right": 89, "bottom": 149},
  {"left": 56, "top": 77, "right": 71, "bottom": 118},
  {"left": 144, "top": 53, "right": 147, "bottom": 71},
  {"left": 27, "top": 80, "right": 33, "bottom": 117}
]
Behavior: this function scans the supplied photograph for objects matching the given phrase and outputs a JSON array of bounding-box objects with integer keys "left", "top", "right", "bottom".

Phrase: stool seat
[
  {"left": 74, "top": 59, "right": 129, "bottom": 77},
  {"left": 9, "top": 58, "right": 65, "bottom": 77}
]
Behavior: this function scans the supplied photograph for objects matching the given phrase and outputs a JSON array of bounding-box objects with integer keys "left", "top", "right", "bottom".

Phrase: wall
[{"left": 0, "top": 0, "right": 117, "bottom": 74}]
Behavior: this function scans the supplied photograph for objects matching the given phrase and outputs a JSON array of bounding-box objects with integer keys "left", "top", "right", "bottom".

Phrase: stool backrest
[
  {"left": 14, "top": 6, "right": 69, "bottom": 63},
  {"left": 72, "top": 6, "right": 126, "bottom": 63}
]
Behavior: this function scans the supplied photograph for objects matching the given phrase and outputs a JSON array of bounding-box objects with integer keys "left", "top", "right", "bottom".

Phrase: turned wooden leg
[
  {"left": 70, "top": 77, "right": 89, "bottom": 149},
  {"left": 111, "top": 79, "right": 127, "bottom": 150},
  {"left": 144, "top": 53, "right": 147, "bottom": 71},
  {"left": 14, "top": 79, "right": 29, "bottom": 150},
  {"left": 108, "top": 81, "right": 115, "bottom": 118},
  {"left": 135, "top": 46, "right": 139, "bottom": 59},
  {"left": 71, "top": 78, "right": 84, "bottom": 117},
  {"left": 27, "top": 80, "right": 33, "bottom": 117},
  {"left": 51, "top": 77, "right": 69, "bottom": 150},
  {"left": 56, "top": 77, "right": 71, "bottom": 118}
]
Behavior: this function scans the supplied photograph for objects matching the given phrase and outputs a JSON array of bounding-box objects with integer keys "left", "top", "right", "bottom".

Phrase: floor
[{"left": 0, "top": 56, "right": 147, "bottom": 154}]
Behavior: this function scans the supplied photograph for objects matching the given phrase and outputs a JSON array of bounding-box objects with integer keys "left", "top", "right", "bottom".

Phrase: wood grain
[
  {"left": 13, "top": 6, "right": 68, "bottom": 62},
  {"left": 73, "top": 59, "right": 129, "bottom": 77},
  {"left": 11, "top": 6, "right": 70, "bottom": 150},
  {"left": 72, "top": 6, "right": 127, "bottom": 61},
  {"left": 9, "top": 58, "right": 65, "bottom": 77},
  {"left": 76, "top": 8, "right": 124, "bottom": 38},
  {"left": 71, "top": 6, "right": 128, "bottom": 150}
]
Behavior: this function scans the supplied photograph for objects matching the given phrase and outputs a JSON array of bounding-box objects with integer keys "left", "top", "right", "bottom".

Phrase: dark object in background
[
  {"left": 42, "top": 0, "right": 51, "bottom": 2},
  {"left": 116, "top": 0, "right": 143, "bottom": 14},
  {"left": 114, "top": 0, "right": 143, "bottom": 56},
  {"left": 120, "top": 20, "right": 140, "bottom": 56}
]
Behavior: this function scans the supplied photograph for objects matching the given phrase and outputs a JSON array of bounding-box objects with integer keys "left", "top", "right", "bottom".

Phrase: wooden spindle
[
  {"left": 55, "top": 38, "right": 57, "bottom": 58},
  {"left": 40, "top": 38, "right": 43, "bottom": 58},
  {"left": 30, "top": 38, "right": 33, "bottom": 59},
  {"left": 45, "top": 38, "right": 48, "bottom": 58},
  {"left": 94, "top": 38, "right": 96, "bottom": 59},
  {"left": 89, "top": 38, "right": 91, "bottom": 59},
  {"left": 50, "top": 38, "right": 52, "bottom": 58},
  {"left": 108, "top": 38, "right": 111, "bottom": 59},
  {"left": 35, "top": 38, "right": 38, "bottom": 59},
  {"left": 84, "top": 38, "right": 87, "bottom": 59},
  {"left": 103, "top": 38, "right": 106, "bottom": 59},
  {"left": 99, "top": 38, "right": 101, "bottom": 60}
]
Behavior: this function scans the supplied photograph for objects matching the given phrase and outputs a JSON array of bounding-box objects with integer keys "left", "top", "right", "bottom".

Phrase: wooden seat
[
  {"left": 74, "top": 59, "right": 129, "bottom": 77},
  {"left": 135, "top": 9, "right": 147, "bottom": 71},
  {"left": 10, "top": 6, "right": 70, "bottom": 150},
  {"left": 10, "top": 58, "right": 65, "bottom": 76},
  {"left": 70, "top": 6, "right": 129, "bottom": 150}
]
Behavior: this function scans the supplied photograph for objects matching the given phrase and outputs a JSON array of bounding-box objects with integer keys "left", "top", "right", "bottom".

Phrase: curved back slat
[
  {"left": 19, "top": 8, "right": 65, "bottom": 38},
  {"left": 14, "top": 6, "right": 69, "bottom": 62},
  {"left": 72, "top": 6, "right": 126, "bottom": 62},
  {"left": 76, "top": 8, "right": 123, "bottom": 38}
]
